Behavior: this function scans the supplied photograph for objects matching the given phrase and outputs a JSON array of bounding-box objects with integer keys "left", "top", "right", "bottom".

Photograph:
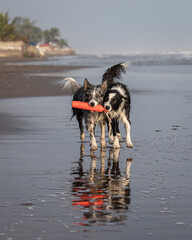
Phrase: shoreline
[
  {"left": 0, "top": 57, "right": 92, "bottom": 99},
  {"left": 1, "top": 56, "right": 192, "bottom": 240}
]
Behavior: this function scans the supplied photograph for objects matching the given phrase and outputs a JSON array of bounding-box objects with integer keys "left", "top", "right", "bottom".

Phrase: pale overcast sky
[{"left": 1, "top": 0, "right": 192, "bottom": 54}]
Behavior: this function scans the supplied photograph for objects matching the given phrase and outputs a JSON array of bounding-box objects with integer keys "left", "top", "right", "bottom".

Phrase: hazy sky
[{"left": 1, "top": 0, "right": 192, "bottom": 54}]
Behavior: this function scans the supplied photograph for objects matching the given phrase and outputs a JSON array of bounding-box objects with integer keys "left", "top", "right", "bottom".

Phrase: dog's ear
[
  {"left": 101, "top": 80, "right": 107, "bottom": 93},
  {"left": 84, "top": 78, "right": 91, "bottom": 91}
]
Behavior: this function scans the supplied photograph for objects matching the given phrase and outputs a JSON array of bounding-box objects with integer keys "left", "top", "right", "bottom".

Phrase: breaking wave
[{"left": 15, "top": 51, "right": 192, "bottom": 67}]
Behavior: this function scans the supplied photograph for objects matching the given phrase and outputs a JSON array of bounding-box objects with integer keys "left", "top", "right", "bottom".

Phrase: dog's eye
[{"left": 96, "top": 94, "right": 102, "bottom": 98}]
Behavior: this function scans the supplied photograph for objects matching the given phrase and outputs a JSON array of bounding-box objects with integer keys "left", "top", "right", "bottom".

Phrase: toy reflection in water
[{"left": 71, "top": 145, "right": 132, "bottom": 225}]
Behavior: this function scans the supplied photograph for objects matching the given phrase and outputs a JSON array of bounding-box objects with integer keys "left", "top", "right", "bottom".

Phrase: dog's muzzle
[
  {"left": 105, "top": 105, "right": 111, "bottom": 111},
  {"left": 89, "top": 100, "right": 97, "bottom": 107}
]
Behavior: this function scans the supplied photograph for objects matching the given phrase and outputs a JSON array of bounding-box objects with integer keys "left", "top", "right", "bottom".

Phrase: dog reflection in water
[{"left": 71, "top": 145, "right": 132, "bottom": 225}]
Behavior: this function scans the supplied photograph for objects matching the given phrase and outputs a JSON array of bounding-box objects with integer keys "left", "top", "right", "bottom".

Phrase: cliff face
[
  {"left": 0, "top": 41, "right": 75, "bottom": 58},
  {"left": 0, "top": 41, "right": 27, "bottom": 57},
  {"left": 37, "top": 44, "right": 75, "bottom": 56}
]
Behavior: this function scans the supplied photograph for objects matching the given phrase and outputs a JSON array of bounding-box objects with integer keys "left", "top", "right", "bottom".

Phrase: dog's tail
[
  {"left": 63, "top": 77, "right": 81, "bottom": 94},
  {"left": 102, "top": 62, "right": 129, "bottom": 84}
]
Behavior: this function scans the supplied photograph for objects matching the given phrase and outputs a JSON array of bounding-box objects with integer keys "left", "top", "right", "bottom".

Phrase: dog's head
[
  {"left": 83, "top": 79, "right": 107, "bottom": 107},
  {"left": 103, "top": 90, "right": 127, "bottom": 112}
]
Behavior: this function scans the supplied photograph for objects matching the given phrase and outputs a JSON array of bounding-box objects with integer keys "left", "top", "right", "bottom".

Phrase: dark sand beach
[
  {"left": 0, "top": 57, "right": 91, "bottom": 99},
  {"left": 0, "top": 56, "right": 192, "bottom": 240}
]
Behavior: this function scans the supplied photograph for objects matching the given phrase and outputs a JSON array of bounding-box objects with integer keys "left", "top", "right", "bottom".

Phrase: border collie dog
[
  {"left": 102, "top": 63, "right": 133, "bottom": 149},
  {"left": 63, "top": 77, "right": 107, "bottom": 151}
]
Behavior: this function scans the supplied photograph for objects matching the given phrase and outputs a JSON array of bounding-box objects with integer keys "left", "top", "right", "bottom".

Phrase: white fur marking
[
  {"left": 104, "top": 93, "right": 116, "bottom": 111},
  {"left": 108, "top": 92, "right": 116, "bottom": 100},
  {"left": 92, "top": 88, "right": 96, "bottom": 98},
  {"left": 111, "top": 85, "right": 126, "bottom": 98},
  {"left": 89, "top": 87, "right": 98, "bottom": 106},
  {"left": 121, "top": 62, "right": 130, "bottom": 69}
]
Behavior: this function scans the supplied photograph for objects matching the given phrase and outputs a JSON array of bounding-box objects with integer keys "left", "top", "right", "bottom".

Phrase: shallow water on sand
[{"left": 0, "top": 65, "right": 192, "bottom": 239}]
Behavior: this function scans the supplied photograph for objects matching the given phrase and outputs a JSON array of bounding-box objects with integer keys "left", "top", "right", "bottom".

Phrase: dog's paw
[
  {"left": 126, "top": 141, "right": 133, "bottom": 148},
  {"left": 113, "top": 137, "right": 120, "bottom": 149},
  {"left": 91, "top": 146, "right": 98, "bottom": 151},
  {"left": 113, "top": 143, "right": 121, "bottom": 149},
  {"left": 117, "top": 133, "right": 121, "bottom": 140},
  {"left": 90, "top": 139, "right": 98, "bottom": 151},
  {"left": 80, "top": 133, "right": 85, "bottom": 142},
  {"left": 101, "top": 143, "right": 106, "bottom": 149}
]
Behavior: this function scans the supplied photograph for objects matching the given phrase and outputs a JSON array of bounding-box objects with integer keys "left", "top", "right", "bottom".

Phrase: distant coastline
[{"left": 0, "top": 40, "right": 75, "bottom": 58}]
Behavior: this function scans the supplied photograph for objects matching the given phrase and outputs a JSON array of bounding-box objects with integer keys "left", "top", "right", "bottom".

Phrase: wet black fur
[
  {"left": 72, "top": 79, "right": 106, "bottom": 126},
  {"left": 64, "top": 62, "right": 132, "bottom": 149},
  {"left": 104, "top": 82, "right": 131, "bottom": 115},
  {"left": 102, "top": 62, "right": 126, "bottom": 84},
  {"left": 104, "top": 82, "right": 131, "bottom": 135},
  {"left": 102, "top": 63, "right": 133, "bottom": 148},
  {"left": 70, "top": 78, "right": 107, "bottom": 150}
]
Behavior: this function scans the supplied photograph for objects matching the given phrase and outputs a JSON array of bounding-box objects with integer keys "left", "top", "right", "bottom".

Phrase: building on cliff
[{"left": 0, "top": 41, "right": 75, "bottom": 57}]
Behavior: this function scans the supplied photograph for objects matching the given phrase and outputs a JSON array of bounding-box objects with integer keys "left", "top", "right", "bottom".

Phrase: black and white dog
[
  {"left": 63, "top": 77, "right": 107, "bottom": 151},
  {"left": 63, "top": 62, "right": 133, "bottom": 150},
  {"left": 102, "top": 63, "right": 133, "bottom": 149}
]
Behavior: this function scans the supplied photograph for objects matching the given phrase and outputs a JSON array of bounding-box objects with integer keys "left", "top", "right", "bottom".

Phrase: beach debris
[{"left": 172, "top": 125, "right": 181, "bottom": 130}]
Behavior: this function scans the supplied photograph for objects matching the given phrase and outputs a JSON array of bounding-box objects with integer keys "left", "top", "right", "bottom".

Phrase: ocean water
[
  {"left": 59, "top": 53, "right": 192, "bottom": 96},
  {"left": 1, "top": 52, "right": 192, "bottom": 240},
  {"left": 20, "top": 51, "right": 192, "bottom": 67},
  {"left": 23, "top": 52, "right": 192, "bottom": 94}
]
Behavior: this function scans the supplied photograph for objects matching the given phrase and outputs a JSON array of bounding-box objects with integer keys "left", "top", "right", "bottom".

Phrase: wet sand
[
  {"left": 0, "top": 59, "right": 192, "bottom": 240},
  {"left": 0, "top": 57, "right": 91, "bottom": 98}
]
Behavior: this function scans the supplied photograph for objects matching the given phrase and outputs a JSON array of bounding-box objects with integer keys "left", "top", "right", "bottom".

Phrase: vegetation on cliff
[{"left": 0, "top": 12, "right": 69, "bottom": 48}]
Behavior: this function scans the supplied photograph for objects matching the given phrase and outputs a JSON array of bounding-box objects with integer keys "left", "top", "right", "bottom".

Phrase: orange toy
[{"left": 72, "top": 101, "right": 108, "bottom": 112}]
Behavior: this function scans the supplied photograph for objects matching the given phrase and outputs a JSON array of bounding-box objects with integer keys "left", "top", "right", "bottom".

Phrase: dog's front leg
[
  {"left": 100, "top": 116, "right": 106, "bottom": 149},
  {"left": 88, "top": 123, "right": 98, "bottom": 151},
  {"left": 116, "top": 121, "right": 121, "bottom": 140},
  {"left": 109, "top": 121, "right": 114, "bottom": 144},
  {"left": 122, "top": 117, "right": 133, "bottom": 148},
  {"left": 77, "top": 115, "right": 85, "bottom": 142},
  {"left": 112, "top": 119, "right": 120, "bottom": 149},
  {"left": 106, "top": 115, "right": 113, "bottom": 144}
]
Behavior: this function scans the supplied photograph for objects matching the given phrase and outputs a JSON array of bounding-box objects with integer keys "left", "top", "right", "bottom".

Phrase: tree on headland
[
  {"left": 0, "top": 12, "right": 16, "bottom": 41},
  {"left": 49, "top": 28, "right": 60, "bottom": 43},
  {"left": 0, "top": 12, "right": 70, "bottom": 48},
  {"left": 55, "top": 38, "right": 69, "bottom": 48},
  {"left": 43, "top": 28, "right": 60, "bottom": 44},
  {"left": 14, "top": 17, "right": 69, "bottom": 47},
  {"left": 14, "top": 16, "right": 42, "bottom": 44},
  {"left": 43, "top": 28, "right": 69, "bottom": 47}
]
